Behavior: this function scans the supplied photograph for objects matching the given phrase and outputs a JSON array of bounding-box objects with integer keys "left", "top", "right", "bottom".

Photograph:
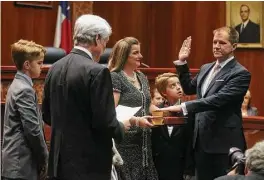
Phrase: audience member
[
  {"left": 151, "top": 88, "right": 164, "bottom": 107},
  {"left": 108, "top": 37, "right": 158, "bottom": 180},
  {"left": 2, "top": 40, "right": 48, "bottom": 180},
  {"left": 241, "top": 90, "right": 258, "bottom": 116},
  {"left": 42, "top": 14, "right": 129, "bottom": 180},
  {"left": 160, "top": 26, "right": 251, "bottom": 180}
]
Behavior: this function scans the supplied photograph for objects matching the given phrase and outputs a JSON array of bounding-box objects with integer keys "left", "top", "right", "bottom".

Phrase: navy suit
[
  {"left": 175, "top": 58, "right": 251, "bottom": 180},
  {"left": 235, "top": 20, "right": 260, "bottom": 43}
]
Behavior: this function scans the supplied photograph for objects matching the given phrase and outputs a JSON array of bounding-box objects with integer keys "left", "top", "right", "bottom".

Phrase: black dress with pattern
[{"left": 110, "top": 71, "right": 158, "bottom": 180}]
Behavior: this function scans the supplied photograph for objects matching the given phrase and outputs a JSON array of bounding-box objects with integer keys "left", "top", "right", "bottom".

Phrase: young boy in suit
[
  {"left": 151, "top": 73, "right": 194, "bottom": 180},
  {"left": 2, "top": 40, "right": 48, "bottom": 180}
]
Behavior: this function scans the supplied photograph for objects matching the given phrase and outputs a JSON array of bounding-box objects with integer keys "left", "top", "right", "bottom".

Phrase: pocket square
[{"left": 216, "top": 79, "right": 224, "bottom": 82}]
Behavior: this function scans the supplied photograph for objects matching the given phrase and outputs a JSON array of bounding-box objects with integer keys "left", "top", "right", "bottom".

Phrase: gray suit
[{"left": 2, "top": 72, "right": 48, "bottom": 180}]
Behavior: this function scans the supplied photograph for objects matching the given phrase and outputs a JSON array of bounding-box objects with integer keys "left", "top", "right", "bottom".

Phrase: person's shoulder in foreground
[{"left": 214, "top": 175, "right": 245, "bottom": 180}]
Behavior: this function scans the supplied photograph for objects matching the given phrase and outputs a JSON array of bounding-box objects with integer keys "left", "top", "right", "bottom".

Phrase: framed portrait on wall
[{"left": 226, "top": 2, "right": 264, "bottom": 48}]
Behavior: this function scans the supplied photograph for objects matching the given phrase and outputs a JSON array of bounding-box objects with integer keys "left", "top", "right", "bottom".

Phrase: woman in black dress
[{"left": 108, "top": 37, "right": 158, "bottom": 180}]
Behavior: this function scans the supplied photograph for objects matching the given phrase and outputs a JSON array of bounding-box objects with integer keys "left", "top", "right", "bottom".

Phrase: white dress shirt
[{"left": 74, "top": 46, "right": 93, "bottom": 61}]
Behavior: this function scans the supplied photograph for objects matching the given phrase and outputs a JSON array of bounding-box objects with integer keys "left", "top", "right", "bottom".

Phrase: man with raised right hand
[{"left": 161, "top": 26, "right": 251, "bottom": 180}]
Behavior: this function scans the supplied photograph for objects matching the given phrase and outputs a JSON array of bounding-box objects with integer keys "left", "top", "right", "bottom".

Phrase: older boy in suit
[{"left": 2, "top": 40, "right": 48, "bottom": 180}]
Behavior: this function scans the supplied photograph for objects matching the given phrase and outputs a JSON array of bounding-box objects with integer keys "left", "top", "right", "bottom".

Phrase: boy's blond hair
[
  {"left": 11, "top": 39, "right": 46, "bottom": 70},
  {"left": 155, "top": 72, "right": 179, "bottom": 98}
]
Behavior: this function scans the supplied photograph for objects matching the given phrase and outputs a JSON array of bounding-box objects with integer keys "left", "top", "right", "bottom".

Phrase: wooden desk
[
  {"left": 243, "top": 116, "right": 264, "bottom": 148},
  {"left": 162, "top": 116, "right": 264, "bottom": 149}
]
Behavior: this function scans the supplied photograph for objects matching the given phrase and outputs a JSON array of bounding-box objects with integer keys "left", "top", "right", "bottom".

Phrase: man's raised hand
[{"left": 178, "top": 36, "right": 192, "bottom": 61}]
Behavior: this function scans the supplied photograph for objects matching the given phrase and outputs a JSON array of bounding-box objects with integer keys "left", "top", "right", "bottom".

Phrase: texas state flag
[{"left": 54, "top": 1, "right": 72, "bottom": 54}]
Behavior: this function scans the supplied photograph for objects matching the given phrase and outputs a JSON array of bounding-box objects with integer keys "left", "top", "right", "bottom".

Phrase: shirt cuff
[
  {"left": 181, "top": 103, "right": 188, "bottom": 116},
  {"left": 173, "top": 60, "right": 187, "bottom": 66}
]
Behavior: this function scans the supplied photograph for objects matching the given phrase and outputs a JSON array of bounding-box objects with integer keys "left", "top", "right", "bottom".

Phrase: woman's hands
[
  {"left": 138, "top": 116, "right": 154, "bottom": 128},
  {"left": 130, "top": 116, "right": 154, "bottom": 128}
]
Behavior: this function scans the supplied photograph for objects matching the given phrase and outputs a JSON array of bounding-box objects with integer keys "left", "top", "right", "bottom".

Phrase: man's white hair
[
  {"left": 73, "top": 14, "right": 112, "bottom": 46},
  {"left": 245, "top": 140, "right": 264, "bottom": 173}
]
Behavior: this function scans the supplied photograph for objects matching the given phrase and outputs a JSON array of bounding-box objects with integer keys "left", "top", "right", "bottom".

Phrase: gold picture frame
[{"left": 226, "top": 2, "right": 264, "bottom": 48}]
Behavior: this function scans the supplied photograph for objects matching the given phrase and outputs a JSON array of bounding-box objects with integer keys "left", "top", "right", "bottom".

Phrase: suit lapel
[
  {"left": 203, "top": 58, "right": 236, "bottom": 97},
  {"left": 164, "top": 100, "right": 182, "bottom": 138},
  {"left": 160, "top": 125, "right": 170, "bottom": 139},
  {"left": 197, "top": 63, "right": 214, "bottom": 98},
  {"left": 170, "top": 125, "right": 179, "bottom": 137}
]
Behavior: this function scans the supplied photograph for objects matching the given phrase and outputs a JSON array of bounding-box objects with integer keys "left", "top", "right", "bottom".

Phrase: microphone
[{"left": 141, "top": 63, "right": 150, "bottom": 68}]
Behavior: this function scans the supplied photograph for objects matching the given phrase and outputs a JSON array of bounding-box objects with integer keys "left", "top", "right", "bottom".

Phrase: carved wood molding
[
  {"left": 1, "top": 66, "right": 51, "bottom": 104},
  {"left": 1, "top": 66, "right": 199, "bottom": 104},
  {"left": 72, "top": 1, "right": 93, "bottom": 27}
]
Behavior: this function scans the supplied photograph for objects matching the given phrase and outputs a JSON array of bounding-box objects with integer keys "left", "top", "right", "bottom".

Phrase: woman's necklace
[
  {"left": 123, "top": 71, "right": 137, "bottom": 83},
  {"left": 122, "top": 71, "right": 141, "bottom": 89}
]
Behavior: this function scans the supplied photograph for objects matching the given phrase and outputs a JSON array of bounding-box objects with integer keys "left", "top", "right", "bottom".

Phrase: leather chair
[
  {"left": 43, "top": 47, "right": 112, "bottom": 65},
  {"left": 44, "top": 47, "right": 66, "bottom": 64},
  {"left": 99, "top": 48, "right": 112, "bottom": 66}
]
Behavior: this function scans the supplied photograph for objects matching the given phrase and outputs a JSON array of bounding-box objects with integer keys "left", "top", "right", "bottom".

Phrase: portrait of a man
[
  {"left": 235, "top": 4, "right": 260, "bottom": 43},
  {"left": 226, "top": 2, "right": 263, "bottom": 47}
]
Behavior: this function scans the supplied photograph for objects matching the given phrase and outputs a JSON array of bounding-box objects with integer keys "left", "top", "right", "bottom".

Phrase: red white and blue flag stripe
[{"left": 54, "top": 1, "right": 72, "bottom": 53}]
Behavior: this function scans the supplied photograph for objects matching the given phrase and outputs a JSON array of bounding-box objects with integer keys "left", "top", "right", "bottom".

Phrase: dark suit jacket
[
  {"left": 151, "top": 102, "right": 194, "bottom": 180},
  {"left": 235, "top": 20, "right": 260, "bottom": 43},
  {"left": 2, "top": 72, "right": 48, "bottom": 180},
  {"left": 152, "top": 124, "right": 192, "bottom": 180},
  {"left": 42, "top": 48, "right": 124, "bottom": 180},
  {"left": 175, "top": 58, "right": 251, "bottom": 154}
]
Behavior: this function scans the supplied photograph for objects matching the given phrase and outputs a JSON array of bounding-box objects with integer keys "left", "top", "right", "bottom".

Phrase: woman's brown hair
[{"left": 108, "top": 37, "right": 139, "bottom": 72}]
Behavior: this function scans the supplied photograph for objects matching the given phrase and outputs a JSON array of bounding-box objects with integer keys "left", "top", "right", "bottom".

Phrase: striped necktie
[
  {"left": 202, "top": 62, "right": 221, "bottom": 96},
  {"left": 241, "top": 23, "right": 245, "bottom": 33}
]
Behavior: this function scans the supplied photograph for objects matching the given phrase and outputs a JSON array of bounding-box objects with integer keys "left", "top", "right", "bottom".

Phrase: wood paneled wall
[
  {"left": 1, "top": 2, "right": 93, "bottom": 66},
  {"left": 1, "top": 1, "right": 263, "bottom": 115},
  {"left": 1, "top": 1, "right": 58, "bottom": 65},
  {"left": 93, "top": 1, "right": 264, "bottom": 115}
]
